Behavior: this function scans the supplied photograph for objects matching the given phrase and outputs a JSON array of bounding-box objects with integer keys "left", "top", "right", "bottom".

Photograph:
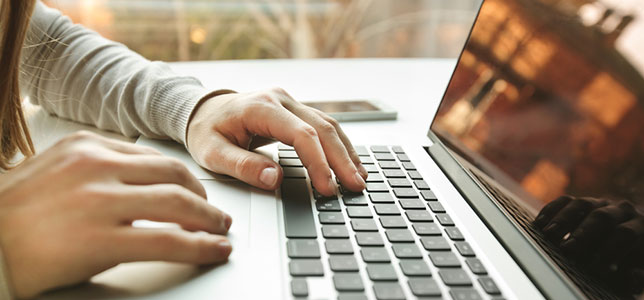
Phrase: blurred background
[{"left": 41, "top": 0, "right": 482, "bottom": 61}]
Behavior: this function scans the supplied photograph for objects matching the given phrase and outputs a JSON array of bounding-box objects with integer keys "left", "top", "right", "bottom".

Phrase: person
[
  {"left": 534, "top": 195, "right": 644, "bottom": 294},
  {"left": 0, "top": 1, "right": 368, "bottom": 298}
]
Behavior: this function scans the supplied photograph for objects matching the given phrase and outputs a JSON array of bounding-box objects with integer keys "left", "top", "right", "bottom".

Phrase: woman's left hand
[{"left": 186, "top": 88, "right": 367, "bottom": 196}]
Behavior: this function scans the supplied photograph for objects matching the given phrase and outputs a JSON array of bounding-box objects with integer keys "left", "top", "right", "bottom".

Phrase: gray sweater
[{"left": 1, "top": 2, "right": 219, "bottom": 298}]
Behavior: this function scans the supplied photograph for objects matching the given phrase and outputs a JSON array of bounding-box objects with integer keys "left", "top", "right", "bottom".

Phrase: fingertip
[
  {"left": 259, "top": 166, "right": 279, "bottom": 189},
  {"left": 217, "top": 239, "right": 233, "bottom": 259},
  {"left": 357, "top": 164, "right": 368, "bottom": 179}
]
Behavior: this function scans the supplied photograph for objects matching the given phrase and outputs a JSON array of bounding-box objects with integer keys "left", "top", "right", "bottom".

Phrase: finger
[
  {"left": 597, "top": 217, "right": 644, "bottom": 271},
  {"left": 112, "top": 228, "right": 232, "bottom": 264},
  {"left": 242, "top": 100, "right": 335, "bottom": 195},
  {"left": 561, "top": 202, "right": 634, "bottom": 259},
  {"left": 200, "top": 133, "right": 283, "bottom": 190},
  {"left": 534, "top": 195, "right": 573, "bottom": 229},
  {"left": 116, "top": 184, "right": 231, "bottom": 234},
  {"left": 72, "top": 131, "right": 162, "bottom": 156},
  {"left": 116, "top": 154, "right": 207, "bottom": 199},
  {"left": 542, "top": 197, "right": 605, "bottom": 244},
  {"left": 288, "top": 105, "right": 365, "bottom": 192},
  {"left": 310, "top": 109, "right": 367, "bottom": 178}
]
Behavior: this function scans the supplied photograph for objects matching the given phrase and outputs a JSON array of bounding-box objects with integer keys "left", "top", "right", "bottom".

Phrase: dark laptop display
[{"left": 432, "top": 0, "right": 644, "bottom": 212}]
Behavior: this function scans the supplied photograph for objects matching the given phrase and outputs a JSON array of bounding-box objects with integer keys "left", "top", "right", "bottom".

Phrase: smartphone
[{"left": 302, "top": 99, "right": 397, "bottom": 122}]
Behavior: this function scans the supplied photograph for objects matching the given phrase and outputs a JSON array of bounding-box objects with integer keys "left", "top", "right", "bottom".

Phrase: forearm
[{"left": 20, "top": 1, "right": 210, "bottom": 144}]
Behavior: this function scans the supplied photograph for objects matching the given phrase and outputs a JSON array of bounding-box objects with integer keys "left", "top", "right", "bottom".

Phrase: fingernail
[
  {"left": 561, "top": 237, "right": 576, "bottom": 249},
  {"left": 358, "top": 164, "right": 368, "bottom": 178},
  {"left": 218, "top": 240, "right": 231, "bottom": 248},
  {"left": 259, "top": 167, "right": 278, "bottom": 187},
  {"left": 354, "top": 171, "right": 366, "bottom": 189},
  {"left": 224, "top": 214, "right": 233, "bottom": 230},
  {"left": 217, "top": 240, "right": 233, "bottom": 257}
]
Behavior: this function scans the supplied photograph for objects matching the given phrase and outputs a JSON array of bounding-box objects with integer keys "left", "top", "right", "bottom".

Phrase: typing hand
[
  {"left": 0, "top": 132, "right": 232, "bottom": 298},
  {"left": 186, "top": 88, "right": 368, "bottom": 196},
  {"left": 534, "top": 195, "right": 644, "bottom": 294}
]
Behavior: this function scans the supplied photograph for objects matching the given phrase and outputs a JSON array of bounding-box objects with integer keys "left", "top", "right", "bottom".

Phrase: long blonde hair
[{"left": 0, "top": 0, "right": 36, "bottom": 169}]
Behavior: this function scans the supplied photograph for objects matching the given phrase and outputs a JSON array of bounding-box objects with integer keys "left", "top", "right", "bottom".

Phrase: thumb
[{"left": 201, "top": 138, "right": 283, "bottom": 190}]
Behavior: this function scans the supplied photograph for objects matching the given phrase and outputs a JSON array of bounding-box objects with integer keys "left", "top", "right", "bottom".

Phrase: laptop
[{"left": 42, "top": 0, "right": 644, "bottom": 299}]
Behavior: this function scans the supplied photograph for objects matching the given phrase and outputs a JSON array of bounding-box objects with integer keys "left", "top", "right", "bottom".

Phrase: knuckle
[
  {"left": 298, "top": 125, "right": 319, "bottom": 140},
  {"left": 233, "top": 155, "right": 254, "bottom": 177},
  {"left": 589, "top": 208, "right": 614, "bottom": 222},
  {"left": 317, "top": 121, "right": 337, "bottom": 135},
  {"left": 270, "top": 87, "right": 286, "bottom": 95}
]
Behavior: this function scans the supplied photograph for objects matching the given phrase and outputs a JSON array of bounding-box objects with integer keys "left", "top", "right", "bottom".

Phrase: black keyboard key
[
  {"left": 370, "top": 145, "right": 390, "bottom": 153},
  {"left": 385, "top": 229, "right": 415, "bottom": 243},
  {"left": 408, "top": 171, "right": 423, "bottom": 180},
  {"left": 450, "top": 288, "right": 482, "bottom": 300},
  {"left": 438, "top": 269, "right": 472, "bottom": 286},
  {"left": 428, "top": 202, "right": 445, "bottom": 213},
  {"left": 319, "top": 212, "right": 345, "bottom": 224},
  {"left": 369, "top": 193, "right": 394, "bottom": 203},
  {"left": 455, "top": 242, "right": 476, "bottom": 257},
  {"left": 360, "top": 156, "right": 374, "bottom": 164},
  {"left": 445, "top": 227, "right": 465, "bottom": 241},
  {"left": 289, "top": 259, "right": 324, "bottom": 276},
  {"left": 329, "top": 255, "right": 359, "bottom": 272},
  {"left": 347, "top": 206, "right": 373, "bottom": 218},
  {"left": 379, "top": 161, "right": 400, "bottom": 169},
  {"left": 366, "top": 183, "right": 389, "bottom": 193},
  {"left": 287, "top": 239, "right": 321, "bottom": 258},
  {"left": 478, "top": 277, "right": 502, "bottom": 295},
  {"left": 281, "top": 179, "right": 317, "bottom": 238},
  {"left": 364, "top": 164, "right": 379, "bottom": 173},
  {"left": 400, "top": 199, "right": 425, "bottom": 210},
  {"left": 421, "top": 236, "right": 451, "bottom": 251},
  {"left": 399, "top": 259, "right": 432, "bottom": 276},
  {"left": 374, "top": 153, "right": 395, "bottom": 161},
  {"left": 351, "top": 219, "right": 379, "bottom": 231},
  {"left": 374, "top": 204, "right": 400, "bottom": 215},
  {"left": 465, "top": 258, "right": 488, "bottom": 275},
  {"left": 316, "top": 199, "right": 341, "bottom": 211},
  {"left": 405, "top": 210, "right": 433, "bottom": 222},
  {"left": 278, "top": 143, "right": 294, "bottom": 151},
  {"left": 413, "top": 223, "right": 442, "bottom": 235},
  {"left": 325, "top": 239, "right": 354, "bottom": 254},
  {"left": 361, "top": 247, "right": 391, "bottom": 263},
  {"left": 429, "top": 252, "right": 461, "bottom": 268},
  {"left": 283, "top": 167, "right": 307, "bottom": 178},
  {"left": 343, "top": 193, "right": 368, "bottom": 206},
  {"left": 396, "top": 153, "right": 410, "bottom": 162},
  {"left": 392, "top": 243, "right": 422, "bottom": 258},
  {"left": 436, "top": 213, "right": 455, "bottom": 226},
  {"left": 334, "top": 273, "right": 365, "bottom": 291},
  {"left": 391, "top": 146, "right": 405, "bottom": 153},
  {"left": 338, "top": 293, "right": 368, "bottom": 300},
  {"left": 279, "top": 158, "right": 303, "bottom": 167},
  {"left": 408, "top": 278, "right": 441, "bottom": 297},
  {"left": 279, "top": 151, "right": 299, "bottom": 159},
  {"left": 420, "top": 190, "right": 438, "bottom": 201},
  {"left": 356, "top": 232, "right": 385, "bottom": 246},
  {"left": 393, "top": 188, "right": 418, "bottom": 198},
  {"left": 366, "top": 173, "right": 384, "bottom": 183},
  {"left": 322, "top": 225, "right": 350, "bottom": 238},
  {"left": 402, "top": 162, "right": 416, "bottom": 170},
  {"left": 387, "top": 179, "right": 412, "bottom": 188},
  {"left": 367, "top": 264, "right": 398, "bottom": 281},
  {"left": 413, "top": 180, "right": 430, "bottom": 190},
  {"left": 291, "top": 278, "right": 308, "bottom": 297},
  {"left": 382, "top": 169, "right": 406, "bottom": 178},
  {"left": 355, "top": 146, "right": 369, "bottom": 156},
  {"left": 373, "top": 283, "right": 405, "bottom": 300},
  {"left": 380, "top": 216, "right": 407, "bottom": 228}
]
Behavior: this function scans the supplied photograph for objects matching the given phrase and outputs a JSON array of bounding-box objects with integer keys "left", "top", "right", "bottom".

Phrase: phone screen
[{"left": 303, "top": 101, "right": 380, "bottom": 113}]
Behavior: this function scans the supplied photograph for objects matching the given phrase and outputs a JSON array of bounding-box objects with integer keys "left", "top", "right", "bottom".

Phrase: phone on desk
[{"left": 302, "top": 99, "right": 397, "bottom": 122}]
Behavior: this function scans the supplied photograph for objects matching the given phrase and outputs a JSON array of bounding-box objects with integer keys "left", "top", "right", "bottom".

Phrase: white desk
[{"left": 29, "top": 58, "right": 457, "bottom": 298}]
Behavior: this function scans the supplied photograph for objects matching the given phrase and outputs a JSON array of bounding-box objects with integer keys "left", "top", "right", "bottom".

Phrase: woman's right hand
[{"left": 0, "top": 131, "right": 232, "bottom": 299}]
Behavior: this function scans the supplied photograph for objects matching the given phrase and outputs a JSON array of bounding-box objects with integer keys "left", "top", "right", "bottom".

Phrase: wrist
[{"left": 185, "top": 89, "right": 237, "bottom": 150}]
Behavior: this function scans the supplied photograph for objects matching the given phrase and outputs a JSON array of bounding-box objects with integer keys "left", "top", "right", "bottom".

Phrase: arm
[{"left": 20, "top": 1, "right": 209, "bottom": 144}]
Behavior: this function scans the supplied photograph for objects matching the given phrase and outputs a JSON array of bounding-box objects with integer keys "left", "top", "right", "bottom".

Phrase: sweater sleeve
[{"left": 19, "top": 1, "right": 212, "bottom": 145}]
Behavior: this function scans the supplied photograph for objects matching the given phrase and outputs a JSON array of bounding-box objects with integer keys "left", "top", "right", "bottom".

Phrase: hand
[
  {"left": 0, "top": 131, "right": 232, "bottom": 298},
  {"left": 186, "top": 88, "right": 367, "bottom": 196},
  {"left": 534, "top": 195, "right": 644, "bottom": 293}
]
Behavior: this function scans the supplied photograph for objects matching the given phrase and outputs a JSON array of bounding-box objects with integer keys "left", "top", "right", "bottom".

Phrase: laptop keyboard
[{"left": 280, "top": 145, "right": 503, "bottom": 300}]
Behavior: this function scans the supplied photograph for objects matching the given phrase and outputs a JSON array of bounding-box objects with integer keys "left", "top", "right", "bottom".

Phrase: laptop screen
[{"left": 430, "top": 0, "right": 644, "bottom": 211}]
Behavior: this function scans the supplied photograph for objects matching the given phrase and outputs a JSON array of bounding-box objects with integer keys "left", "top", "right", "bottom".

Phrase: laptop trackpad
[{"left": 40, "top": 179, "right": 283, "bottom": 300}]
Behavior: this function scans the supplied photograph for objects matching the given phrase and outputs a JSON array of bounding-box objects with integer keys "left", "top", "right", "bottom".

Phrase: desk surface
[{"left": 26, "top": 58, "right": 456, "bottom": 152}]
